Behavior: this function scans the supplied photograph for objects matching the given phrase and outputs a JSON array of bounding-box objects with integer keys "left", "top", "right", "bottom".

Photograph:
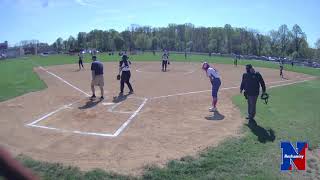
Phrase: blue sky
[{"left": 1, "top": 0, "right": 319, "bottom": 47}]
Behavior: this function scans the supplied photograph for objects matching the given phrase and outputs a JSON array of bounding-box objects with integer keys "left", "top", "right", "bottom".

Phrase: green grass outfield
[{"left": 1, "top": 53, "right": 320, "bottom": 179}]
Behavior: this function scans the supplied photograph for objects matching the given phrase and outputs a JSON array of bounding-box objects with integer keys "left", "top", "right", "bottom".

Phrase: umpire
[
  {"left": 119, "top": 55, "right": 134, "bottom": 95},
  {"left": 240, "top": 64, "right": 267, "bottom": 122}
]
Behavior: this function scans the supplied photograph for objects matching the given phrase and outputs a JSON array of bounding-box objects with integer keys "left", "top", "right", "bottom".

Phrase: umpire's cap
[
  {"left": 246, "top": 64, "right": 253, "bottom": 72},
  {"left": 92, "top": 56, "right": 97, "bottom": 60}
]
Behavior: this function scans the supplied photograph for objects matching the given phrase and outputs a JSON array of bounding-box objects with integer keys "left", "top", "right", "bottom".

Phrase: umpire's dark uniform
[
  {"left": 240, "top": 64, "right": 266, "bottom": 120},
  {"left": 119, "top": 55, "right": 133, "bottom": 94}
]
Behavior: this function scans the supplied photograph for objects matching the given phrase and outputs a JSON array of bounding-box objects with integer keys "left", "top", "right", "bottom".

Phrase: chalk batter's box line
[
  {"left": 107, "top": 96, "right": 146, "bottom": 114},
  {"left": 38, "top": 60, "right": 138, "bottom": 115},
  {"left": 26, "top": 97, "right": 148, "bottom": 138},
  {"left": 29, "top": 64, "right": 148, "bottom": 137}
]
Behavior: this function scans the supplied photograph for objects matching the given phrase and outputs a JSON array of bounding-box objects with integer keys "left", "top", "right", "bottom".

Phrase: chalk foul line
[
  {"left": 150, "top": 77, "right": 315, "bottom": 100},
  {"left": 38, "top": 66, "right": 90, "bottom": 97}
]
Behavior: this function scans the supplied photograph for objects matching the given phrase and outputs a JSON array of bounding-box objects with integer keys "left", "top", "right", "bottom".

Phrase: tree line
[{"left": 48, "top": 23, "right": 320, "bottom": 61}]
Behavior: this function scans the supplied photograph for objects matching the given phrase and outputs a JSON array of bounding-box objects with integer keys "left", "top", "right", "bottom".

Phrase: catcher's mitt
[
  {"left": 243, "top": 91, "right": 248, "bottom": 99},
  {"left": 116, "top": 74, "right": 121, "bottom": 80},
  {"left": 260, "top": 93, "right": 269, "bottom": 104}
]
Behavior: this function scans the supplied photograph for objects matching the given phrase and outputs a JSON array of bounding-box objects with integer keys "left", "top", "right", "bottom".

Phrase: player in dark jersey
[
  {"left": 279, "top": 61, "right": 284, "bottom": 78},
  {"left": 240, "top": 64, "right": 267, "bottom": 123},
  {"left": 78, "top": 53, "right": 84, "bottom": 70},
  {"left": 234, "top": 55, "right": 238, "bottom": 67},
  {"left": 90, "top": 56, "right": 104, "bottom": 100},
  {"left": 119, "top": 55, "right": 134, "bottom": 95}
]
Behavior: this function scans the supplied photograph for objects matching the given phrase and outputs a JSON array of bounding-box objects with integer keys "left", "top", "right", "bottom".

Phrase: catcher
[
  {"left": 240, "top": 64, "right": 267, "bottom": 123},
  {"left": 118, "top": 55, "right": 133, "bottom": 95}
]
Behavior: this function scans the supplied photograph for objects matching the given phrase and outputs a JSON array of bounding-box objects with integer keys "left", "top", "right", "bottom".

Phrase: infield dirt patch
[{"left": 0, "top": 62, "right": 313, "bottom": 175}]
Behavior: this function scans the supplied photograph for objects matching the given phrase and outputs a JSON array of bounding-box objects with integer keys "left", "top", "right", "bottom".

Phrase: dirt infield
[{"left": 0, "top": 62, "right": 314, "bottom": 175}]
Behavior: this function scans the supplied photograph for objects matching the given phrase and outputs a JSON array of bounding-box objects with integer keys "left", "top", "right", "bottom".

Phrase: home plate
[{"left": 102, "top": 102, "right": 115, "bottom": 106}]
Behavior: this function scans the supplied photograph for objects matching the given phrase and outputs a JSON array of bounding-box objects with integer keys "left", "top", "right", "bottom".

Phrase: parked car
[
  {"left": 312, "top": 62, "right": 320, "bottom": 68},
  {"left": 0, "top": 53, "right": 7, "bottom": 59},
  {"left": 268, "top": 56, "right": 276, "bottom": 61},
  {"left": 40, "top": 52, "right": 48, "bottom": 56}
]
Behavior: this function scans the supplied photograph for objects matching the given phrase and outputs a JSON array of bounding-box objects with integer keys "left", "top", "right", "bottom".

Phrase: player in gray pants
[{"left": 240, "top": 64, "right": 267, "bottom": 122}]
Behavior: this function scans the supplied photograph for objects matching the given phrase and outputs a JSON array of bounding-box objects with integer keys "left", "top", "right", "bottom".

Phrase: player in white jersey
[
  {"left": 202, "top": 62, "right": 222, "bottom": 112},
  {"left": 162, "top": 53, "right": 170, "bottom": 72},
  {"left": 119, "top": 55, "right": 133, "bottom": 95}
]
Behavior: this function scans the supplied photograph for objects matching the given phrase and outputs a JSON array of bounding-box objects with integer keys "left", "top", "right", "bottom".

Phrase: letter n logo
[{"left": 280, "top": 141, "right": 308, "bottom": 171}]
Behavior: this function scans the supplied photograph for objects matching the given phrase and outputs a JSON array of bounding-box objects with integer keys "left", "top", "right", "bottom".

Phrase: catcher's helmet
[{"left": 260, "top": 93, "right": 269, "bottom": 104}]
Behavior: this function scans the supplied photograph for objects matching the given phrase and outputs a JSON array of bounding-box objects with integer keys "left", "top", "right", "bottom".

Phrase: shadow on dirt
[
  {"left": 205, "top": 111, "right": 225, "bottom": 121},
  {"left": 112, "top": 93, "right": 133, "bottom": 103},
  {"left": 78, "top": 99, "right": 102, "bottom": 109}
]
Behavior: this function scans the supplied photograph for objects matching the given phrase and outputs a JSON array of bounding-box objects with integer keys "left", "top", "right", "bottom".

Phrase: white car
[
  {"left": 0, "top": 53, "right": 7, "bottom": 59},
  {"left": 268, "top": 57, "right": 276, "bottom": 61}
]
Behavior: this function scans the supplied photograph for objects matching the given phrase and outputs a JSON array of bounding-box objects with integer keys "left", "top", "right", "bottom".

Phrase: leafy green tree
[
  {"left": 278, "top": 24, "right": 290, "bottom": 56},
  {"left": 291, "top": 24, "right": 306, "bottom": 57},
  {"left": 224, "top": 24, "right": 233, "bottom": 53},
  {"left": 114, "top": 36, "right": 124, "bottom": 51},
  {"left": 67, "top": 36, "right": 77, "bottom": 51},
  {"left": 160, "top": 37, "right": 169, "bottom": 50},
  {"left": 151, "top": 37, "right": 158, "bottom": 50},
  {"left": 121, "top": 30, "right": 132, "bottom": 50},
  {"left": 269, "top": 30, "right": 280, "bottom": 56},
  {"left": 77, "top": 32, "right": 87, "bottom": 49},
  {"left": 316, "top": 39, "right": 320, "bottom": 49},
  {"left": 208, "top": 39, "right": 217, "bottom": 53},
  {"left": 135, "top": 34, "right": 151, "bottom": 50},
  {"left": 49, "top": 23, "right": 317, "bottom": 61},
  {"left": 54, "top": 37, "right": 63, "bottom": 52},
  {"left": 62, "top": 40, "right": 68, "bottom": 51},
  {"left": 314, "top": 39, "right": 320, "bottom": 60},
  {"left": 186, "top": 41, "right": 193, "bottom": 52}
]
